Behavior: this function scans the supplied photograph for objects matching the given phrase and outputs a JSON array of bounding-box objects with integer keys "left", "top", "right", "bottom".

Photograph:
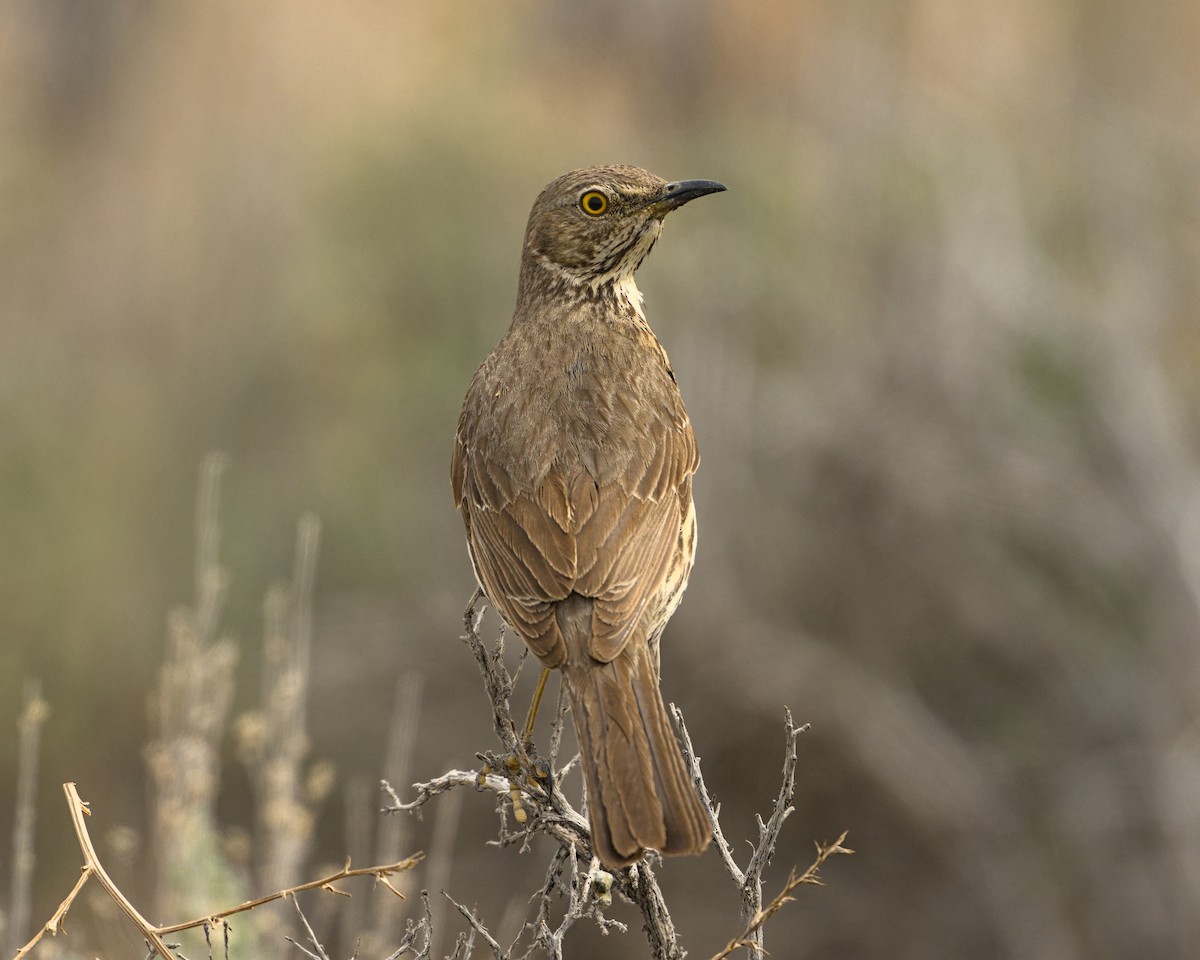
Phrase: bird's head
[{"left": 519, "top": 164, "right": 726, "bottom": 297}]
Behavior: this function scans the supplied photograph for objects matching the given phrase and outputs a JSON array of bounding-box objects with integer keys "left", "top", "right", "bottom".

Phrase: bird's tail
[{"left": 559, "top": 599, "right": 711, "bottom": 868}]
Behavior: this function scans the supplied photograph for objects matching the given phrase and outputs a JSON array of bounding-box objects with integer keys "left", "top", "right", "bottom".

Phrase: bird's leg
[
  {"left": 522, "top": 667, "right": 551, "bottom": 746},
  {"left": 476, "top": 668, "right": 555, "bottom": 824},
  {"left": 514, "top": 667, "right": 553, "bottom": 794},
  {"left": 497, "top": 667, "right": 556, "bottom": 818}
]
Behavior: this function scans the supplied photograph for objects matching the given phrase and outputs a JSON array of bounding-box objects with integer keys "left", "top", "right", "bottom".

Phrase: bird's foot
[{"left": 476, "top": 742, "right": 553, "bottom": 824}]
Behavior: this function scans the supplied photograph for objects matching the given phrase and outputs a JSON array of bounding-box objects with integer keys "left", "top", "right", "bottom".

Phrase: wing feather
[{"left": 451, "top": 336, "right": 698, "bottom": 671}]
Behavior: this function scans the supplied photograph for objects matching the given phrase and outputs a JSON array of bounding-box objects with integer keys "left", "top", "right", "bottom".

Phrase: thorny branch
[
  {"left": 442, "top": 893, "right": 506, "bottom": 959},
  {"left": 383, "top": 591, "right": 850, "bottom": 958},
  {"left": 679, "top": 703, "right": 853, "bottom": 960},
  {"left": 383, "top": 889, "right": 435, "bottom": 960},
  {"left": 15, "top": 783, "right": 423, "bottom": 960},
  {"left": 157, "top": 854, "right": 424, "bottom": 934},
  {"left": 709, "top": 832, "right": 854, "bottom": 960},
  {"left": 386, "top": 592, "right": 687, "bottom": 957}
]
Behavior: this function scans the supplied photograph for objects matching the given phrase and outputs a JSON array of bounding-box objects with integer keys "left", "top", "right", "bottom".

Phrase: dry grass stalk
[
  {"left": 237, "top": 514, "right": 328, "bottom": 897},
  {"left": 145, "top": 452, "right": 240, "bottom": 922}
]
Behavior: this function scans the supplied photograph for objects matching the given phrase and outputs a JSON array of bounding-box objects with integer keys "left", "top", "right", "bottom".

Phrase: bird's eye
[{"left": 580, "top": 190, "right": 609, "bottom": 216}]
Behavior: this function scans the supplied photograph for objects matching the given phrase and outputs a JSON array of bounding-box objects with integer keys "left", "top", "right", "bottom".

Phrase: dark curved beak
[{"left": 652, "top": 178, "right": 728, "bottom": 213}]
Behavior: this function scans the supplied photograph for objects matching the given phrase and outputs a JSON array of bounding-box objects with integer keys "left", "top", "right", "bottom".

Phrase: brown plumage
[{"left": 451, "top": 164, "right": 724, "bottom": 868}]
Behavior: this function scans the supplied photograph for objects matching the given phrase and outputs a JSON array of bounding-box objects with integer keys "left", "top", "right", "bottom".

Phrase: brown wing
[
  {"left": 452, "top": 395, "right": 697, "bottom": 668},
  {"left": 452, "top": 417, "right": 572, "bottom": 666}
]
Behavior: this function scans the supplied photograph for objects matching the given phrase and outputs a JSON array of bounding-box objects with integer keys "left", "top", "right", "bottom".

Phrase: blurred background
[{"left": 2, "top": 0, "right": 1199, "bottom": 957}]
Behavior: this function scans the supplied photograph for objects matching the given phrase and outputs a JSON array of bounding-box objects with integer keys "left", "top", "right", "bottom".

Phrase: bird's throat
[{"left": 517, "top": 257, "right": 648, "bottom": 325}]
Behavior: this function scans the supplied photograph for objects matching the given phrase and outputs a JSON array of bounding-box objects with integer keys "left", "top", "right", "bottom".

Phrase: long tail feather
[{"left": 559, "top": 598, "right": 710, "bottom": 868}]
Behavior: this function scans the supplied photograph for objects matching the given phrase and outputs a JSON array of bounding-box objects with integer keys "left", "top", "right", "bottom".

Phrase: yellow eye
[{"left": 580, "top": 190, "right": 609, "bottom": 216}]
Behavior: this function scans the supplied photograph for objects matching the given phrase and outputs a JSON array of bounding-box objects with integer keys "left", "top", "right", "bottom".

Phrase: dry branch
[
  {"left": 384, "top": 591, "right": 847, "bottom": 958},
  {"left": 709, "top": 832, "right": 854, "bottom": 960},
  {"left": 15, "top": 783, "right": 423, "bottom": 960}
]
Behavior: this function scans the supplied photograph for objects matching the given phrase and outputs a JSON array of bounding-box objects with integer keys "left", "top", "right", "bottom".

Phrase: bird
[{"left": 451, "top": 164, "right": 724, "bottom": 869}]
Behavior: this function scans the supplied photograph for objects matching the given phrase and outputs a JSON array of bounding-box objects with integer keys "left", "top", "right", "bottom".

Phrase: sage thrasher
[{"left": 452, "top": 165, "right": 725, "bottom": 868}]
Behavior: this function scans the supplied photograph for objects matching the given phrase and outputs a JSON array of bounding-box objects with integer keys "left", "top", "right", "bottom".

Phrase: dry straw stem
[
  {"left": 15, "top": 783, "right": 423, "bottom": 960},
  {"left": 146, "top": 452, "right": 239, "bottom": 924},
  {"left": 241, "top": 513, "right": 327, "bottom": 898}
]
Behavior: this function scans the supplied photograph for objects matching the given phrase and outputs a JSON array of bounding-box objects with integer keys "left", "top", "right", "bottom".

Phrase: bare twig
[
  {"left": 444, "top": 892, "right": 508, "bottom": 959},
  {"left": 13, "top": 867, "right": 90, "bottom": 960},
  {"left": 386, "top": 591, "right": 845, "bottom": 959},
  {"left": 383, "top": 768, "right": 516, "bottom": 816},
  {"left": 448, "top": 926, "right": 476, "bottom": 960},
  {"left": 158, "top": 854, "right": 424, "bottom": 934},
  {"left": 284, "top": 893, "right": 331, "bottom": 960},
  {"left": 383, "top": 889, "right": 434, "bottom": 960},
  {"left": 461, "top": 590, "right": 522, "bottom": 755},
  {"left": 675, "top": 703, "right": 850, "bottom": 960},
  {"left": 16, "top": 783, "right": 424, "bottom": 960},
  {"left": 525, "top": 847, "right": 626, "bottom": 960},
  {"left": 672, "top": 701, "right": 744, "bottom": 884},
  {"left": 744, "top": 709, "right": 805, "bottom": 882},
  {"left": 388, "top": 593, "right": 684, "bottom": 957},
  {"left": 709, "top": 832, "right": 854, "bottom": 960},
  {"left": 15, "top": 783, "right": 178, "bottom": 959},
  {"left": 382, "top": 597, "right": 590, "bottom": 853},
  {"left": 426, "top": 784, "right": 464, "bottom": 959},
  {"left": 201, "top": 918, "right": 231, "bottom": 960}
]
